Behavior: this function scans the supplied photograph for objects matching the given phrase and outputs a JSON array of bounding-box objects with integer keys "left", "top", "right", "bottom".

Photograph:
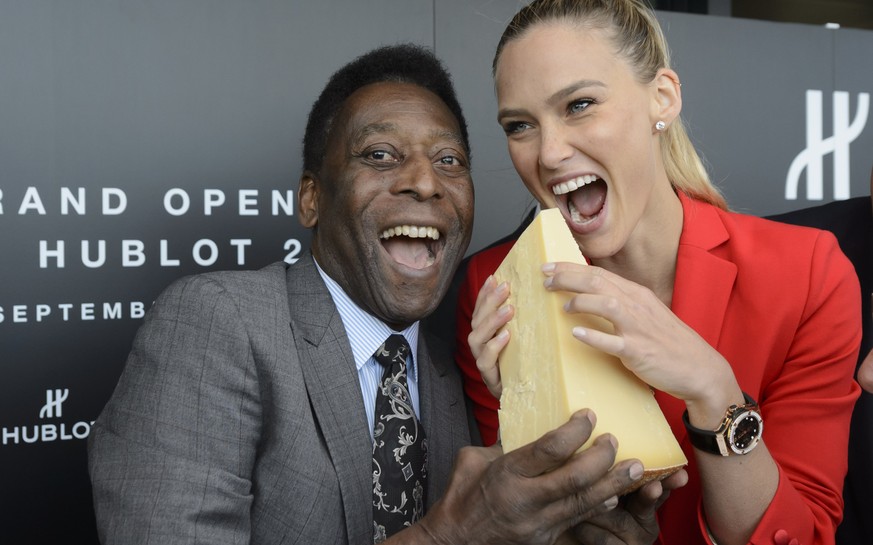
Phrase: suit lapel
[
  {"left": 417, "top": 334, "right": 464, "bottom": 509},
  {"left": 286, "top": 255, "right": 372, "bottom": 544}
]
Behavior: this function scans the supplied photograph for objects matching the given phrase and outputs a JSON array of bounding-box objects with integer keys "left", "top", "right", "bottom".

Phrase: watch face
[{"left": 729, "top": 410, "right": 763, "bottom": 455}]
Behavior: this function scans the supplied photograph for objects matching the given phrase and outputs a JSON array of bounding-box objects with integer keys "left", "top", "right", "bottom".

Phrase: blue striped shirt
[{"left": 314, "top": 260, "right": 421, "bottom": 440}]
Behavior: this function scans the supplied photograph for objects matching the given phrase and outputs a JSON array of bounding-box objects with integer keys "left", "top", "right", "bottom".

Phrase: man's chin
[
  {"left": 372, "top": 257, "right": 457, "bottom": 325},
  {"left": 376, "top": 295, "right": 444, "bottom": 330}
]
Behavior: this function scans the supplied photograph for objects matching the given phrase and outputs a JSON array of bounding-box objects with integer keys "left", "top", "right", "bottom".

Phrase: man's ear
[
  {"left": 298, "top": 171, "right": 319, "bottom": 228},
  {"left": 650, "top": 68, "right": 682, "bottom": 129}
]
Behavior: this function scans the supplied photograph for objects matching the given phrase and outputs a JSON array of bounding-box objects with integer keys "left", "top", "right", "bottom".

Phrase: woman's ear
[
  {"left": 651, "top": 68, "right": 682, "bottom": 128},
  {"left": 297, "top": 172, "right": 319, "bottom": 228}
]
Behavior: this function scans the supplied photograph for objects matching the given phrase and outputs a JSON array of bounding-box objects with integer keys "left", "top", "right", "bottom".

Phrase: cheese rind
[{"left": 495, "top": 208, "right": 687, "bottom": 488}]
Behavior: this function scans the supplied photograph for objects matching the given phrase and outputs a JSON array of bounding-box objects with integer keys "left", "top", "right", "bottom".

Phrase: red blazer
[{"left": 454, "top": 193, "right": 861, "bottom": 545}]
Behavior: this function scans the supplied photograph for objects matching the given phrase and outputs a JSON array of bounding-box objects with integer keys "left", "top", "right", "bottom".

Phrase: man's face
[{"left": 302, "top": 81, "right": 474, "bottom": 329}]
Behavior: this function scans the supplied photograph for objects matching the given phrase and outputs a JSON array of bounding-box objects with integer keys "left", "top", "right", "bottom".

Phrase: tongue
[
  {"left": 382, "top": 237, "right": 434, "bottom": 269},
  {"left": 569, "top": 179, "right": 606, "bottom": 218}
]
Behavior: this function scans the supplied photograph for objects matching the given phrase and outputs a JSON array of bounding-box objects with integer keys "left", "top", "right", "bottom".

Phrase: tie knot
[{"left": 375, "top": 334, "right": 410, "bottom": 369}]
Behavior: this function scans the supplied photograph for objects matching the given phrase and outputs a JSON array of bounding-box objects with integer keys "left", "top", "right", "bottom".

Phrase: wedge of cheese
[{"left": 494, "top": 208, "right": 686, "bottom": 489}]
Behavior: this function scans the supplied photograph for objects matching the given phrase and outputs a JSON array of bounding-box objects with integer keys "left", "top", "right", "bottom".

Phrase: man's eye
[
  {"left": 367, "top": 149, "right": 396, "bottom": 161},
  {"left": 434, "top": 149, "right": 468, "bottom": 170}
]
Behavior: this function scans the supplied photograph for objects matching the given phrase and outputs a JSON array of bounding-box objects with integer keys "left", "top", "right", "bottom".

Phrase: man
[
  {"left": 859, "top": 348, "right": 873, "bottom": 393},
  {"left": 88, "top": 44, "right": 649, "bottom": 545},
  {"left": 768, "top": 166, "right": 873, "bottom": 545}
]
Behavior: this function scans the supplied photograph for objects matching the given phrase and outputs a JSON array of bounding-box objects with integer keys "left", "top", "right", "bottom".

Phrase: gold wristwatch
[{"left": 682, "top": 392, "right": 763, "bottom": 456}]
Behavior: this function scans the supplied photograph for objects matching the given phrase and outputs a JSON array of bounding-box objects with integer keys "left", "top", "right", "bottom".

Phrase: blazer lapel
[
  {"left": 286, "top": 255, "right": 372, "bottom": 544},
  {"left": 662, "top": 195, "right": 738, "bottom": 440},
  {"left": 671, "top": 194, "right": 737, "bottom": 350}
]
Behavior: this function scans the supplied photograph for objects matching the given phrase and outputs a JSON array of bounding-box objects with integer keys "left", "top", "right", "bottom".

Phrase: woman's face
[{"left": 495, "top": 22, "right": 674, "bottom": 259}]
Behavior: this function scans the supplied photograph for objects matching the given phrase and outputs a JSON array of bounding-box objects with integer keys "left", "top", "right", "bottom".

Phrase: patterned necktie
[{"left": 371, "top": 334, "right": 427, "bottom": 543}]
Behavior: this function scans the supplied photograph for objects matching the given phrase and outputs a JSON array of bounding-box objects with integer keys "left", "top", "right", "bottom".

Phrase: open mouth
[
  {"left": 552, "top": 174, "right": 606, "bottom": 225},
  {"left": 379, "top": 225, "right": 442, "bottom": 270}
]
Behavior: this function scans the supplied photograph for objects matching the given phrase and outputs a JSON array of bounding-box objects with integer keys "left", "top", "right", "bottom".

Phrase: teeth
[
  {"left": 569, "top": 199, "right": 582, "bottom": 223},
  {"left": 379, "top": 225, "right": 441, "bottom": 241},
  {"left": 568, "top": 196, "right": 597, "bottom": 225},
  {"left": 553, "top": 174, "right": 598, "bottom": 196}
]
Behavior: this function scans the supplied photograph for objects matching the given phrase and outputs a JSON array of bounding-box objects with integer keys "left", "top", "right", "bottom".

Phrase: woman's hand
[
  {"left": 543, "top": 262, "right": 739, "bottom": 409},
  {"left": 468, "top": 275, "right": 514, "bottom": 399}
]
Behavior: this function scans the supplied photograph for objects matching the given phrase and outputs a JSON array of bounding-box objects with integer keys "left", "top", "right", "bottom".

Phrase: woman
[{"left": 455, "top": 1, "right": 862, "bottom": 544}]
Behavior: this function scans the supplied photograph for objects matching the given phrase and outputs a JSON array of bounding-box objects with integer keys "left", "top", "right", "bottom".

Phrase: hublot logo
[
  {"left": 38, "top": 388, "right": 69, "bottom": 419},
  {"left": 786, "top": 90, "right": 869, "bottom": 201},
  {"left": 2, "top": 388, "right": 93, "bottom": 446}
]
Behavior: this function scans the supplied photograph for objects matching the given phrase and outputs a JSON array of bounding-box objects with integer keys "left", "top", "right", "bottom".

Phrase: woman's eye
[
  {"left": 568, "top": 99, "right": 593, "bottom": 114},
  {"left": 503, "top": 121, "right": 531, "bottom": 135}
]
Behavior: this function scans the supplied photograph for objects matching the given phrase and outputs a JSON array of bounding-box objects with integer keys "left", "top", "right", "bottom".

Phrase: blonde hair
[{"left": 494, "top": 0, "right": 727, "bottom": 209}]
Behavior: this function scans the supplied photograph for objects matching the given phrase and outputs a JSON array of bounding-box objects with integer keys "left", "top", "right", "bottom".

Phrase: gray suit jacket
[{"left": 88, "top": 255, "right": 474, "bottom": 544}]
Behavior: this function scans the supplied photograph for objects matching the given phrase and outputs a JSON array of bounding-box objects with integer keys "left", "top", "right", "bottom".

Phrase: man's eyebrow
[
  {"left": 351, "top": 123, "right": 465, "bottom": 149},
  {"left": 431, "top": 129, "right": 465, "bottom": 148},
  {"left": 351, "top": 122, "right": 397, "bottom": 146}
]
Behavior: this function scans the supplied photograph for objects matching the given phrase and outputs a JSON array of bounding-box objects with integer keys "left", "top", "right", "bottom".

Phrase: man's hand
[
  {"left": 857, "top": 347, "right": 873, "bottom": 393},
  {"left": 404, "top": 410, "right": 645, "bottom": 545},
  {"left": 569, "top": 469, "right": 688, "bottom": 545}
]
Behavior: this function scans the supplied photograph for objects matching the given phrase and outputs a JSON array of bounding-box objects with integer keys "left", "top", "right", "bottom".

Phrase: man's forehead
[
  {"left": 326, "top": 81, "right": 465, "bottom": 151},
  {"left": 349, "top": 121, "right": 464, "bottom": 148}
]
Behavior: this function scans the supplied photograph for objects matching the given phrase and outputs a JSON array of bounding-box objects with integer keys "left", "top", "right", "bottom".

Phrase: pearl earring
[{"left": 655, "top": 121, "right": 666, "bottom": 131}]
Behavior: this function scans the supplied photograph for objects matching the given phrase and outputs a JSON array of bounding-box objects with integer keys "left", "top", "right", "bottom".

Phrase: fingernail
[
  {"left": 498, "top": 305, "right": 512, "bottom": 318},
  {"left": 542, "top": 262, "right": 556, "bottom": 273},
  {"left": 496, "top": 281, "right": 509, "bottom": 295},
  {"left": 603, "top": 496, "right": 619, "bottom": 510},
  {"left": 497, "top": 329, "right": 509, "bottom": 341},
  {"left": 544, "top": 276, "right": 553, "bottom": 289},
  {"left": 629, "top": 463, "right": 644, "bottom": 481},
  {"left": 572, "top": 326, "right": 586, "bottom": 338}
]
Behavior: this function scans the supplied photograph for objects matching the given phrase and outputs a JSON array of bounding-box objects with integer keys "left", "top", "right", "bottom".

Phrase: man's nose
[{"left": 395, "top": 155, "right": 442, "bottom": 200}]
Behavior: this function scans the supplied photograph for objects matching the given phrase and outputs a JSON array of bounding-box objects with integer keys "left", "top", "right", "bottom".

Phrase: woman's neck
[{"left": 591, "top": 187, "right": 684, "bottom": 307}]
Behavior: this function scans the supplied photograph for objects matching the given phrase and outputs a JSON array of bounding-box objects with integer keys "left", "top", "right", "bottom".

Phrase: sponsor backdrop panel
[
  {"left": 660, "top": 13, "right": 839, "bottom": 215},
  {"left": 1, "top": 2, "right": 872, "bottom": 544},
  {"left": 668, "top": 13, "right": 873, "bottom": 214}
]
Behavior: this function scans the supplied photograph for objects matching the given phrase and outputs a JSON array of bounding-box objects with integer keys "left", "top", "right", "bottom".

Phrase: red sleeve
[
  {"left": 745, "top": 230, "right": 862, "bottom": 544},
  {"left": 658, "top": 213, "right": 862, "bottom": 545},
  {"left": 454, "top": 248, "right": 509, "bottom": 446}
]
